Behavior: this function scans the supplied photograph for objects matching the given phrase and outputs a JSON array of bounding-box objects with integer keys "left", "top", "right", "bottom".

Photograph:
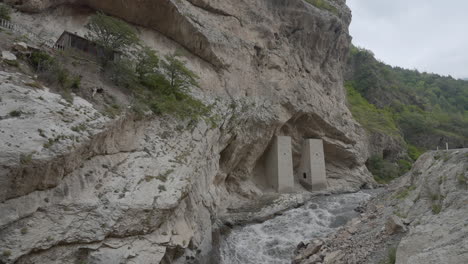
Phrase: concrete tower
[
  {"left": 298, "top": 139, "right": 327, "bottom": 191},
  {"left": 265, "top": 136, "right": 294, "bottom": 193}
]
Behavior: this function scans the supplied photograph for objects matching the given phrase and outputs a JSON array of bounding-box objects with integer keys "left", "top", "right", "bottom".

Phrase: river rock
[
  {"left": 303, "top": 240, "right": 323, "bottom": 257},
  {"left": 294, "top": 240, "right": 324, "bottom": 263},
  {"left": 347, "top": 225, "right": 358, "bottom": 234}
]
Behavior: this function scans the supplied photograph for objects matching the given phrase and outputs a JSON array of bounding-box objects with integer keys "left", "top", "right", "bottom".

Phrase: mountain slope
[{"left": 346, "top": 46, "right": 468, "bottom": 150}]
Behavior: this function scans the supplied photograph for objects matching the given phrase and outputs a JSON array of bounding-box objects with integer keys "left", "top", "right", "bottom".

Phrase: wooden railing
[{"left": 0, "top": 18, "right": 14, "bottom": 30}]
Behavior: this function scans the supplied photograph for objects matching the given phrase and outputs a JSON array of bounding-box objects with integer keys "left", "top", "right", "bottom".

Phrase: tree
[
  {"left": 136, "top": 47, "right": 160, "bottom": 77},
  {"left": 85, "top": 12, "right": 139, "bottom": 55},
  {"left": 0, "top": 3, "right": 11, "bottom": 21},
  {"left": 160, "top": 53, "right": 199, "bottom": 94}
]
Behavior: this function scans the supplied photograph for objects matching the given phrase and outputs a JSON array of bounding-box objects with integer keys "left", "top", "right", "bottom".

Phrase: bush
[
  {"left": 458, "top": 173, "right": 467, "bottom": 185},
  {"left": 20, "top": 153, "right": 33, "bottom": 165},
  {"left": 28, "top": 51, "right": 78, "bottom": 102},
  {"left": 9, "top": 110, "right": 23, "bottom": 117},
  {"left": 394, "top": 185, "right": 416, "bottom": 200},
  {"left": 29, "top": 51, "right": 56, "bottom": 72},
  {"left": 367, "top": 155, "right": 399, "bottom": 184},
  {"left": 70, "top": 76, "right": 81, "bottom": 90},
  {"left": 407, "top": 144, "right": 424, "bottom": 161},
  {"left": 397, "top": 159, "right": 412, "bottom": 175},
  {"left": 432, "top": 204, "right": 442, "bottom": 214},
  {"left": 136, "top": 47, "right": 160, "bottom": 77},
  {"left": 378, "top": 247, "right": 397, "bottom": 264},
  {"left": 106, "top": 59, "right": 139, "bottom": 89},
  {"left": 0, "top": 3, "right": 11, "bottom": 21},
  {"left": 107, "top": 49, "right": 212, "bottom": 122}
]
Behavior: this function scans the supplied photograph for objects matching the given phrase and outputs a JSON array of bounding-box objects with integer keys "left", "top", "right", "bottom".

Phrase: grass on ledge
[{"left": 305, "top": 0, "right": 339, "bottom": 15}]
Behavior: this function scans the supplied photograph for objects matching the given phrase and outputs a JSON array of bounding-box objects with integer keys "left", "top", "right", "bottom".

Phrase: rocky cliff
[
  {"left": 293, "top": 148, "right": 468, "bottom": 264},
  {"left": 0, "top": 0, "right": 376, "bottom": 263}
]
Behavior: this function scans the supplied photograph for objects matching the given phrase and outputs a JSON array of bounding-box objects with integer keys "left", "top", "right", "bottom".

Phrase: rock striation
[{"left": 0, "top": 0, "right": 378, "bottom": 263}]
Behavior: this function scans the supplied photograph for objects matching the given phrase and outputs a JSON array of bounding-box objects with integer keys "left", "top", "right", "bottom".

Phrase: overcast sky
[{"left": 347, "top": 0, "right": 468, "bottom": 79}]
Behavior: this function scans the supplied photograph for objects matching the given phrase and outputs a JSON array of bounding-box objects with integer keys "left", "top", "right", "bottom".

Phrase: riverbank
[{"left": 214, "top": 190, "right": 382, "bottom": 264}]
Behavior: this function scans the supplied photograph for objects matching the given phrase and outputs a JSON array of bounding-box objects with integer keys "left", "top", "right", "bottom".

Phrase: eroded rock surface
[
  {"left": 0, "top": 0, "right": 379, "bottom": 263},
  {"left": 294, "top": 149, "right": 468, "bottom": 264}
]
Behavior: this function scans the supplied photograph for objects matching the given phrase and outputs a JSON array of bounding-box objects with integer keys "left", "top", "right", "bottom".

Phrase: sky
[{"left": 347, "top": 0, "right": 468, "bottom": 79}]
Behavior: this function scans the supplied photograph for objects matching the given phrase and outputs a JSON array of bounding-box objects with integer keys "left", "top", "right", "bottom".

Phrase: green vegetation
[
  {"left": 26, "top": 81, "right": 42, "bottom": 89},
  {"left": 394, "top": 185, "right": 416, "bottom": 200},
  {"left": 429, "top": 192, "right": 444, "bottom": 214},
  {"left": 9, "top": 110, "right": 23, "bottom": 118},
  {"left": 85, "top": 12, "right": 139, "bottom": 62},
  {"left": 305, "top": 0, "right": 338, "bottom": 15},
  {"left": 4, "top": 59, "right": 19, "bottom": 67},
  {"left": 397, "top": 159, "right": 412, "bottom": 175},
  {"left": 458, "top": 173, "right": 466, "bottom": 186},
  {"left": 347, "top": 45, "right": 468, "bottom": 182},
  {"left": 393, "top": 210, "right": 407, "bottom": 219},
  {"left": 407, "top": 144, "right": 424, "bottom": 161},
  {"left": 432, "top": 204, "right": 442, "bottom": 214},
  {"left": 43, "top": 135, "right": 66, "bottom": 149},
  {"left": 71, "top": 123, "right": 87, "bottom": 133},
  {"left": 156, "top": 169, "right": 174, "bottom": 182},
  {"left": 28, "top": 51, "right": 80, "bottom": 102},
  {"left": 2, "top": 250, "right": 11, "bottom": 257},
  {"left": 347, "top": 46, "right": 468, "bottom": 150},
  {"left": 0, "top": 3, "right": 11, "bottom": 21},
  {"left": 103, "top": 104, "right": 121, "bottom": 119},
  {"left": 379, "top": 247, "right": 397, "bottom": 264},
  {"left": 83, "top": 12, "right": 212, "bottom": 121},
  {"left": 106, "top": 49, "right": 212, "bottom": 121},
  {"left": 346, "top": 83, "right": 401, "bottom": 138},
  {"left": 366, "top": 155, "right": 398, "bottom": 184},
  {"left": 430, "top": 193, "right": 441, "bottom": 201},
  {"left": 19, "top": 153, "right": 33, "bottom": 165}
]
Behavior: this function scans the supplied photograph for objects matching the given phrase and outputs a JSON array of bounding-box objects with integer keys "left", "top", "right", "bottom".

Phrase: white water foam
[{"left": 219, "top": 192, "right": 371, "bottom": 264}]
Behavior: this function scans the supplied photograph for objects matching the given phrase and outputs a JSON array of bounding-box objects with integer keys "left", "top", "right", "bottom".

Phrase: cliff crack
[{"left": 185, "top": 0, "right": 243, "bottom": 26}]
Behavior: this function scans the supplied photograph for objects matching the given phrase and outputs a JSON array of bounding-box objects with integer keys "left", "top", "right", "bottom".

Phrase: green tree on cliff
[
  {"left": 160, "top": 53, "right": 199, "bottom": 94},
  {"left": 0, "top": 3, "right": 11, "bottom": 21},
  {"left": 85, "top": 12, "right": 139, "bottom": 59}
]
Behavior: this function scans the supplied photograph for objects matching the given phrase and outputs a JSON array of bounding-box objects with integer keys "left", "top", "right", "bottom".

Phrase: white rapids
[{"left": 219, "top": 192, "right": 372, "bottom": 264}]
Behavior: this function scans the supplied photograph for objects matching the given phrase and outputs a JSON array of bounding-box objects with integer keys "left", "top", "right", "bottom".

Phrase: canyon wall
[{"left": 0, "top": 0, "right": 377, "bottom": 263}]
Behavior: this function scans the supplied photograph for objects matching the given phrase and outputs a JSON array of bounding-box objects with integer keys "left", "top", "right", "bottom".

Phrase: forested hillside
[{"left": 345, "top": 46, "right": 468, "bottom": 181}]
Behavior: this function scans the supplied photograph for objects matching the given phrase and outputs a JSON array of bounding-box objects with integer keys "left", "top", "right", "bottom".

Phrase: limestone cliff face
[{"left": 0, "top": 0, "right": 375, "bottom": 263}]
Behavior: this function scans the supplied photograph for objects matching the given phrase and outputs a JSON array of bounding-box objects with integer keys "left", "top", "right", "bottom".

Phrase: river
[{"left": 219, "top": 191, "right": 373, "bottom": 264}]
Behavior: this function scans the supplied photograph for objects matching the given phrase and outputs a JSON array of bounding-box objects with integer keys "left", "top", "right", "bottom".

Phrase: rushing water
[{"left": 219, "top": 192, "right": 372, "bottom": 264}]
